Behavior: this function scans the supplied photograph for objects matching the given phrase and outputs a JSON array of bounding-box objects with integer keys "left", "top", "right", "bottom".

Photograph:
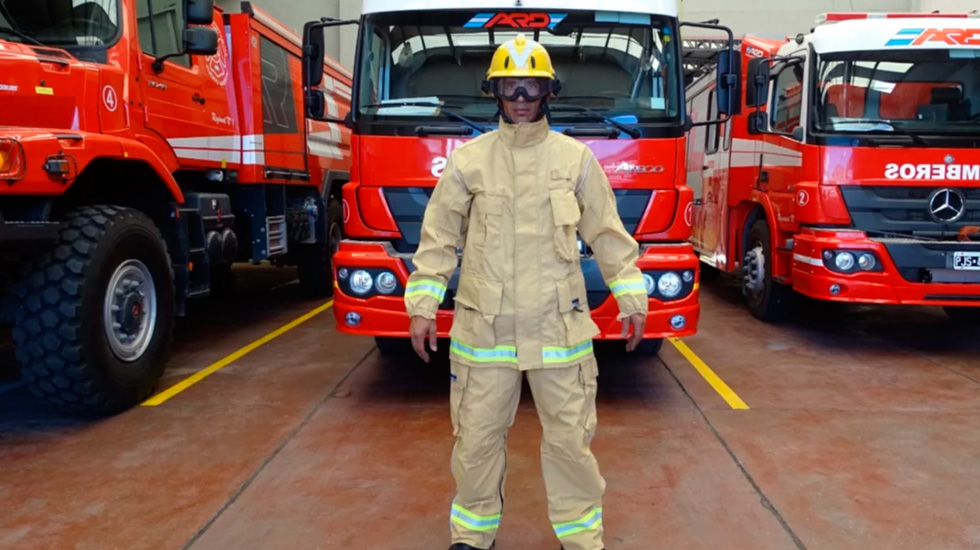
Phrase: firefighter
[{"left": 404, "top": 34, "right": 648, "bottom": 550}]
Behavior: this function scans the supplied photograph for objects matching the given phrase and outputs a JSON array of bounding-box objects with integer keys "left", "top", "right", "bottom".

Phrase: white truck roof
[
  {"left": 808, "top": 16, "right": 980, "bottom": 54},
  {"left": 361, "top": 0, "right": 678, "bottom": 17}
]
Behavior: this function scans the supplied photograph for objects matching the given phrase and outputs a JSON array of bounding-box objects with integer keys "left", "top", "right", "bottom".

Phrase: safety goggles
[{"left": 490, "top": 77, "right": 554, "bottom": 101}]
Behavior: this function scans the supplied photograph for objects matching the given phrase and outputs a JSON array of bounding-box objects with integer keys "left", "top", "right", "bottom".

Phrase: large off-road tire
[
  {"left": 12, "top": 206, "right": 175, "bottom": 415},
  {"left": 297, "top": 199, "right": 342, "bottom": 297},
  {"left": 943, "top": 306, "right": 980, "bottom": 324},
  {"left": 742, "top": 219, "right": 794, "bottom": 323}
]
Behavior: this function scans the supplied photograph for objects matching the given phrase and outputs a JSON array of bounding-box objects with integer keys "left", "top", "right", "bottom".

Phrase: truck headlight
[
  {"left": 375, "top": 271, "right": 397, "bottom": 294},
  {"left": 835, "top": 252, "right": 855, "bottom": 271},
  {"left": 657, "top": 272, "right": 682, "bottom": 299},
  {"left": 349, "top": 270, "right": 373, "bottom": 295},
  {"left": 643, "top": 273, "right": 656, "bottom": 296},
  {"left": 858, "top": 253, "right": 877, "bottom": 271}
]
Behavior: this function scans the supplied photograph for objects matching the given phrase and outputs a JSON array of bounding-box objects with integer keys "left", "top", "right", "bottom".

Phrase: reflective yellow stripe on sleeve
[
  {"left": 405, "top": 279, "right": 448, "bottom": 302},
  {"left": 609, "top": 277, "right": 647, "bottom": 298}
]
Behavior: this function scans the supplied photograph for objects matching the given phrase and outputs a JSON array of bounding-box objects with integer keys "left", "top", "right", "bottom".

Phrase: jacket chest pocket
[{"left": 549, "top": 186, "right": 581, "bottom": 263}]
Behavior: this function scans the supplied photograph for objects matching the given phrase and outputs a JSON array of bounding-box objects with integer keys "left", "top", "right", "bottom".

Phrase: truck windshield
[
  {"left": 356, "top": 9, "right": 681, "bottom": 130},
  {"left": 815, "top": 49, "right": 980, "bottom": 136},
  {"left": 0, "top": 0, "right": 118, "bottom": 47}
]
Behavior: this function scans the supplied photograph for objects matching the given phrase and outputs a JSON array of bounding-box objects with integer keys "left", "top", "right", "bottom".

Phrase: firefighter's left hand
[{"left": 621, "top": 313, "right": 646, "bottom": 352}]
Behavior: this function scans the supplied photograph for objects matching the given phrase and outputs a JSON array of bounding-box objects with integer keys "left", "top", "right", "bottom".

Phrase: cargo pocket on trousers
[
  {"left": 450, "top": 363, "right": 470, "bottom": 437},
  {"left": 556, "top": 274, "right": 601, "bottom": 347},
  {"left": 549, "top": 188, "right": 581, "bottom": 263},
  {"left": 579, "top": 360, "right": 599, "bottom": 441}
]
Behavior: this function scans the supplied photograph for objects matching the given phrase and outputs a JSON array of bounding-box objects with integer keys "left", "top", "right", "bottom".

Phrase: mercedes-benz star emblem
[
  {"left": 929, "top": 188, "right": 966, "bottom": 223},
  {"left": 945, "top": 154, "right": 955, "bottom": 165}
]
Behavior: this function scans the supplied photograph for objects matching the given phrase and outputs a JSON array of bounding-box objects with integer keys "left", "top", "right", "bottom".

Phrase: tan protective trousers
[{"left": 449, "top": 359, "right": 605, "bottom": 550}]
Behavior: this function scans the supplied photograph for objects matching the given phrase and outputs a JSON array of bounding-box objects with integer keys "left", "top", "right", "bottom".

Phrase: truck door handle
[{"left": 192, "top": 93, "right": 206, "bottom": 105}]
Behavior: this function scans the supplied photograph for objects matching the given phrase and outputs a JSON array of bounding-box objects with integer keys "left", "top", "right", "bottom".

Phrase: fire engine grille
[
  {"left": 839, "top": 186, "right": 980, "bottom": 239},
  {"left": 383, "top": 187, "right": 652, "bottom": 253}
]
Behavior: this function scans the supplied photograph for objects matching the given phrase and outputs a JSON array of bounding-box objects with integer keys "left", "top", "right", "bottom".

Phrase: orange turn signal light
[{"left": 0, "top": 139, "right": 26, "bottom": 181}]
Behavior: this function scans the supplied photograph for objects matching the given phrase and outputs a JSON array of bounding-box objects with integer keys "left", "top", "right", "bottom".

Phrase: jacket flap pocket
[
  {"left": 556, "top": 274, "right": 588, "bottom": 314},
  {"left": 549, "top": 167, "right": 573, "bottom": 186},
  {"left": 549, "top": 188, "right": 581, "bottom": 227},
  {"left": 454, "top": 273, "right": 503, "bottom": 315},
  {"left": 476, "top": 193, "right": 504, "bottom": 216}
]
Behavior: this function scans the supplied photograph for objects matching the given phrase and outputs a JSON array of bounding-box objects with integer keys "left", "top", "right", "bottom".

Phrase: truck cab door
[
  {"left": 135, "top": 0, "right": 237, "bottom": 164},
  {"left": 761, "top": 53, "right": 807, "bottom": 231}
]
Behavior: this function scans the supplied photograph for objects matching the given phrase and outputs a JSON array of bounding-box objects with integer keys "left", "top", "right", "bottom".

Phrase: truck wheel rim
[
  {"left": 743, "top": 244, "right": 766, "bottom": 297},
  {"left": 104, "top": 259, "right": 158, "bottom": 363}
]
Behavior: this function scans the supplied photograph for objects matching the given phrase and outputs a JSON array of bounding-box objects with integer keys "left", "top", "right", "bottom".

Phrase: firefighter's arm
[
  {"left": 575, "top": 152, "right": 649, "bottom": 321},
  {"left": 404, "top": 153, "right": 472, "bottom": 320}
]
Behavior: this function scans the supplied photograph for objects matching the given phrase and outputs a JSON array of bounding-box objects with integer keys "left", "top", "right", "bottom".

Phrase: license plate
[{"left": 952, "top": 252, "right": 980, "bottom": 270}]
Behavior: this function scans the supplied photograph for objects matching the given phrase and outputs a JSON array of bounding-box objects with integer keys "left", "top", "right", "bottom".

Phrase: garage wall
[
  {"left": 916, "top": 0, "right": 980, "bottom": 11},
  {"left": 215, "top": 0, "right": 353, "bottom": 67},
  {"left": 679, "top": 0, "right": 916, "bottom": 38}
]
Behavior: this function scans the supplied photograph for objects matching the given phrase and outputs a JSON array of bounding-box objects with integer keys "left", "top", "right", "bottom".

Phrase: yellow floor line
[
  {"left": 667, "top": 337, "right": 749, "bottom": 410},
  {"left": 142, "top": 300, "right": 333, "bottom": 407}
]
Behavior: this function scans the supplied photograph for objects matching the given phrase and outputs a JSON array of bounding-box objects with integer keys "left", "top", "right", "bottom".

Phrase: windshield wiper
[
  {"left": 362, "top": 101, "right": 490, "bottom": 134},
  {"left": 830, "top": 119, "right": 928, "bottom": 146},
  {"left": 0, "top": 26, "right": 44, "bottom": 47},
  {"left": 548, "top": 104, "right": 641, "bottom": 139}
]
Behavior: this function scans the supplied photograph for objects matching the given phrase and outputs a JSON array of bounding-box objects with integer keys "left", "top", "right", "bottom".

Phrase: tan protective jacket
[{"left": 405, "top": 117, "right": 648, "bottom": 370}]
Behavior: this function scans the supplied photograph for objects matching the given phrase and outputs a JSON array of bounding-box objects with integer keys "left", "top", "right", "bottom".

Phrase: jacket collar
[{"left": 497, "top": 116, "right": 550, "bottom": 148}]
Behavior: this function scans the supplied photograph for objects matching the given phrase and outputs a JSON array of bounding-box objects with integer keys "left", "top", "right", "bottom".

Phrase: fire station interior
[{"left": 3, "top": 1, "right": 980, "bottom": 549}]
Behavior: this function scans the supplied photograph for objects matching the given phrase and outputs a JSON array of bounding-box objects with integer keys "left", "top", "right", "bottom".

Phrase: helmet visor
[{"left": 494, "top": 77, "right": 552, "bottom": 101}]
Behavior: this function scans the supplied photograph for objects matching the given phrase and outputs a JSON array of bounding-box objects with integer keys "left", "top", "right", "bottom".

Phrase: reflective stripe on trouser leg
[
  {"left": 449, "top": 361, "right": 523, "bottom": 548},
  {"left": 526, "top": 358, "right": 605, "bottom": 550}
]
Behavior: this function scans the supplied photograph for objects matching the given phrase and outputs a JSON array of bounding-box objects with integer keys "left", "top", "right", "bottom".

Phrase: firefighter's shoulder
[
  {"left": 545, "top": 129, "right": 596, "bottom": 160},
  {"left": 447, "top": 130, "right": 498, "bottom": 169}
]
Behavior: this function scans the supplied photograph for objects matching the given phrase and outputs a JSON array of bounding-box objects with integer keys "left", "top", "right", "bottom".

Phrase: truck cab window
[
  {"left": 0, "top": 0, "right": 118, "bottom": 48},
  {"left": 772, "top": 64, "right": 803, "bottom": 137},
  {"left": 135, "top": 0, "right": 189, "bottom": 67},
  {"left": 355, "top": 11, "right": 683, "bottom": 131}
]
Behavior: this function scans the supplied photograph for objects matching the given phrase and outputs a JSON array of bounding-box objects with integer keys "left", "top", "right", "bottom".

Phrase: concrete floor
[{"left": 1, "top": 266, "right": 979, "bottom": 550}]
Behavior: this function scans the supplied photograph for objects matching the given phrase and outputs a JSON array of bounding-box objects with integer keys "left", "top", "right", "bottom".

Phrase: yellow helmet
[{"left": 486, "top": 34, "right": 556, "bottom": 80}]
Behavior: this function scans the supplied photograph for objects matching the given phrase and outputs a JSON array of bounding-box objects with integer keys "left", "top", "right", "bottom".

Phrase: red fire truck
[
  {"left": 0, "top": 0, "right": 351, "bottom": 413},
  {"left": 302, "top": 0, "right": 739, "bottom": 356},
  {"left": 686, "top": 12, "right": 980, "bottom": 322}
]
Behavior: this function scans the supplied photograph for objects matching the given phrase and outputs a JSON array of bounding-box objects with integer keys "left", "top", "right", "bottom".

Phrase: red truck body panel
[{"left": 687, "top": 30, "right": 980, "bottom": 309}]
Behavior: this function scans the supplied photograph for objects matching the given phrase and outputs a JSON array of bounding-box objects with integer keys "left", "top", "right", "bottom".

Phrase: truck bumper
[
  {"left": 791, "top": 228, "right": 980, "bottom": 306},
  {"left": 331, "top": 241, "right": 700, "bottom": 339}
]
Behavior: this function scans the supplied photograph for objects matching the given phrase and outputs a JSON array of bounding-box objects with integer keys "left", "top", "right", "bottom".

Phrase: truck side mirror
[
  {"left": 302, "top": 18, "right": 358, "bottom": 122},
  {"left": 185, "top": 0, "right": 214, "bottom": 26},
  {"left": 747, "top": 111, "right": 768, "bottom": 135},
  {"left": 715, "top": 50, "right": 742, "bottom": 116},
  {"left": 303, "top": 22, "right": 326, "bottom": 90},
  {"left": 184, "top": 27, "right": 218, "bottom": 56},
  {"left": 745, "top": 58, "right": 771, "bottom": 108}
]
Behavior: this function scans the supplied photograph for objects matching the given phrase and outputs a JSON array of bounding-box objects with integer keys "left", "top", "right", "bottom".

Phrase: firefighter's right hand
[{"left": 410, "top": 316, "right": 438, "bottom": 363}]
